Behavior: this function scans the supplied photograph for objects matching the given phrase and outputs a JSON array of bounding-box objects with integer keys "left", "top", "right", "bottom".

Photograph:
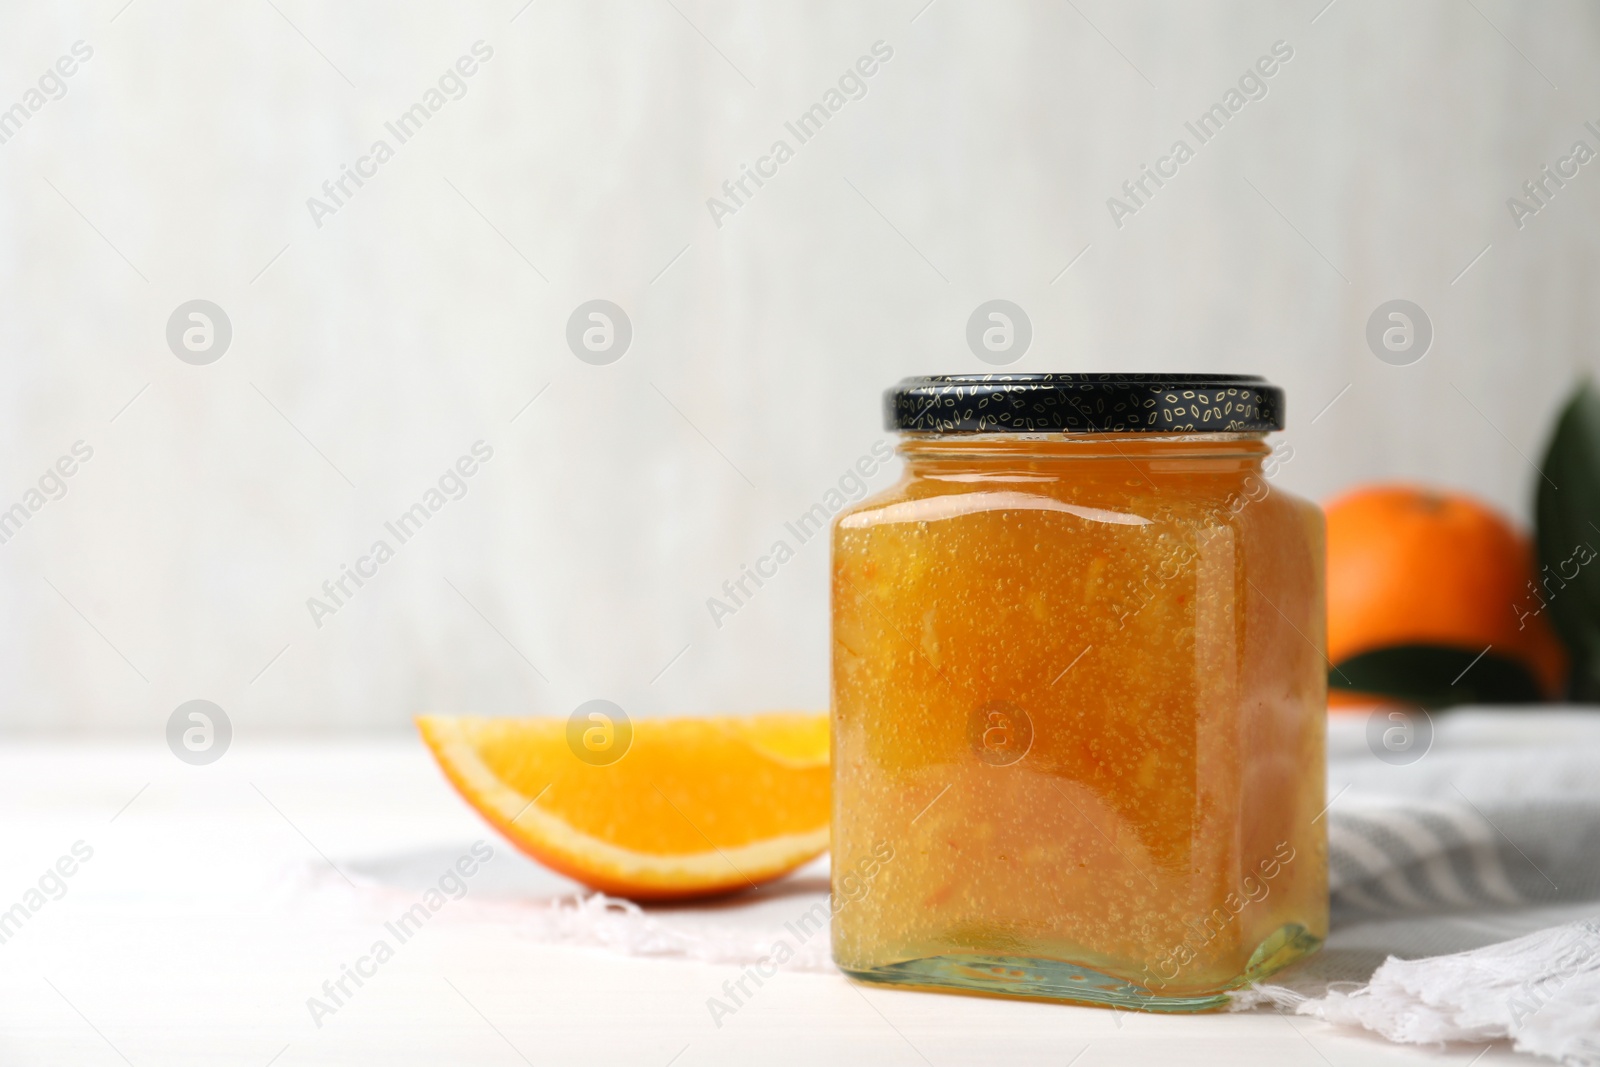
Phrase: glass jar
[{"left": 830, "top": 374, "right": 1326, "bottom": 1011}]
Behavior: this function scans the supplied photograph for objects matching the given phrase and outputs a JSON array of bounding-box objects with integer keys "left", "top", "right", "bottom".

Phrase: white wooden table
[{"left": 0, "top": 740, "right": 1539, "bottom": 1066}]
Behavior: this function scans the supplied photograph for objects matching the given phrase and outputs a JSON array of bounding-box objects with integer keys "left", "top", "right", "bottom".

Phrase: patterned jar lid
[{"left": 886, "top": 374, "right": 1285, "bottom": 433}]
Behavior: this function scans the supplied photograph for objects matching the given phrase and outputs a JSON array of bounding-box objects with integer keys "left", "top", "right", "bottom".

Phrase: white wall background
[{"left": 2, "top": 0, "right": 1598, "bottom": 733}]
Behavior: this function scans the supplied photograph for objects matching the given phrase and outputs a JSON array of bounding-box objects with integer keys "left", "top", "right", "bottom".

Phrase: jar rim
[{"left": 886, "top": 374, "right": 1285, "bottom": 434}]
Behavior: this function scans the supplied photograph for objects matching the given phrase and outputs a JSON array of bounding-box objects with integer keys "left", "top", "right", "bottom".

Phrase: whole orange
[{"left": 1325, "top": 484, "right": 1567, "bottom": 702}]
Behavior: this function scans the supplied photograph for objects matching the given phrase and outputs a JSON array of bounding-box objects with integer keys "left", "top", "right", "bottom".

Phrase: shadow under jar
[{"left": 830, "top": 374, "right": 1327, "bottom": 1011}]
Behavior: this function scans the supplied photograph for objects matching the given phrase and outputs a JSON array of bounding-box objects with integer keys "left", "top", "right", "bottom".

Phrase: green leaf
[
  {"left": 1535, "top": 381, "right": 1600, "bottom": 700},
  {"left": 1330, "top": 644, "right": 1542, "bottom": 709}
]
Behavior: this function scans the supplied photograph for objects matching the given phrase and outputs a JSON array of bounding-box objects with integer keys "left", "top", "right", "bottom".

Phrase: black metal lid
[{"left": 886, "top": 374, "right": 1285, "bottom": 434}]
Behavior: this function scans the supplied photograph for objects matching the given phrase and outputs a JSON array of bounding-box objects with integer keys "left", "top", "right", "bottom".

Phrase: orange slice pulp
[{"left": 416, "top": 713, "right": 830, "bottom": 900}]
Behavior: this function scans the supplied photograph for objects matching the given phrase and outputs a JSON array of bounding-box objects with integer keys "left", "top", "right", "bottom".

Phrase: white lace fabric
[{"left": 1239, "top": 919, "right": 1600, "bottom": 1063}]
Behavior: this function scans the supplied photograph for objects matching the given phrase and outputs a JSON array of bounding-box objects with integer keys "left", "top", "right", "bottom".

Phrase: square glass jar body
[{"left": 830, "top": 431, "right": 1327, "bottom": 1011}]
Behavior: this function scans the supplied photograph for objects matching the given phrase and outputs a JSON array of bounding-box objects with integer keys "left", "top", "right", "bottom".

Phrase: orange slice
[{"left": 416, "top": 713, "right": 830, "bottom": 900}]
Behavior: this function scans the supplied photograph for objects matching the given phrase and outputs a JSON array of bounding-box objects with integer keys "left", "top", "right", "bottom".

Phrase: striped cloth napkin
[{"left": 1238, "top": 708, "right": 1600, "bottom": 1064}]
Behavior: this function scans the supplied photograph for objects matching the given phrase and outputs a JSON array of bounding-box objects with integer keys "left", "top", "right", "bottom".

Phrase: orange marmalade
[{"left": 830, "top": 375, "right": 1326, "bottom": 1011}]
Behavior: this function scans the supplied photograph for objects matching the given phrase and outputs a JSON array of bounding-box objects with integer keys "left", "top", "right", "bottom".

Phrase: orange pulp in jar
[{"left": 831, "top": 378, "right": 1326, "bottom": 1011}]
